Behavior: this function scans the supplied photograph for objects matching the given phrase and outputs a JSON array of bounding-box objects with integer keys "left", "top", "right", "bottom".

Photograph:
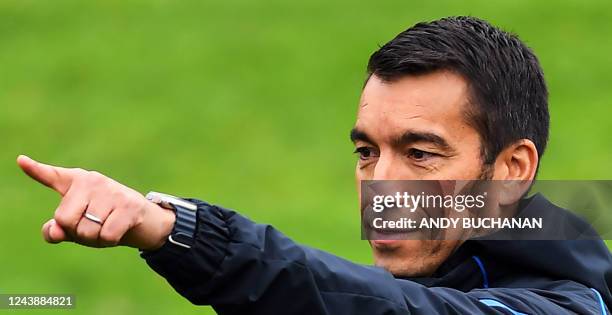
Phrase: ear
[
  {"left": 491, "top": 140, "right": 539, "bottom": 205},
  {"left": 492, "top": 139, "right": 539, "bottom": 181}
]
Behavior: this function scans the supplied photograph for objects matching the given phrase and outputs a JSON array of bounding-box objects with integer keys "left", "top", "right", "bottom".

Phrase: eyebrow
[
  {"left": 395, "top": 131, "right": 452, "bottom": 151},
  {"left": 350, "top": 128, "right": 373, "bottom": 143},
  {"left": 350, "top": 127, "right": 454, "bottom": 152}
]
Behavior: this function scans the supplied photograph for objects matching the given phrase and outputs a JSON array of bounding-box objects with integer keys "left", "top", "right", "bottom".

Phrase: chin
[{"left": 370, "top": 239, "right": 459, "bottom": 277}]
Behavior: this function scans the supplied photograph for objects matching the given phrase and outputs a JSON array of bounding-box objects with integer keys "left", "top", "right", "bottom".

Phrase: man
[{"left": 18, "top": 16, "right": 611, "bottom": 314}]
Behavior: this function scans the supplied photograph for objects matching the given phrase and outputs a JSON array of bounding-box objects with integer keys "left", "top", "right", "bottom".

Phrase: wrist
[
  {"left": 139, "top": 192, "right": 199, "bottom": 251},
  {"left": 136, "top": 202, "right": 176, "bottom": 251}
]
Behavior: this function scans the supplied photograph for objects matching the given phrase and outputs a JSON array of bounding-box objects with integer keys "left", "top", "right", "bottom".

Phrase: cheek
[
  {"left": 446, "top": 160, "right": 484, "bottom": 179},
  {"left": 355, "top": 175, "right": 361, "bottom": 201},
  {"left": 442, "top": 137, "right": 485, "bottom": 179},
  {"left": 355, "top": 162, "right": 373, "bottom": 181},
  {"left": 355, "top": 165, "right": 361, "bottom": 190}
]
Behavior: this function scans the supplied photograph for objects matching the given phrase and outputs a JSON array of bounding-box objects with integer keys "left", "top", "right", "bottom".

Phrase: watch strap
[{"left": 168, "top": 203, "right": 198, "bottom": 249}]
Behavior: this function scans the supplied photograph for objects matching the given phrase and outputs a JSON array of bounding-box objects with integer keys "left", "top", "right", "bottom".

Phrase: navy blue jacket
[{"left": 142, "top": 194, "right": 612, "bottom": 314}]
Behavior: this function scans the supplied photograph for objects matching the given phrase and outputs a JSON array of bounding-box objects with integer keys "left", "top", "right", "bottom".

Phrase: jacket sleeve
[{"left": 141, "top": 199, "right": 609, "bottom": 315}]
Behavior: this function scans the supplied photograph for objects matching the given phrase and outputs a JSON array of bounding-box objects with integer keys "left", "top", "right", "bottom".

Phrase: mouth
[
  {"left": 370, "top": 225, "right": 419, "bottom": 235},
  {"left": 368, "top": 228, "right": 421, "bottom": 243},
  {"left": 369, "top": 236, "right": 407, "bottom": 249},
  {"left": 369, "top": 228, "right": 427, "bottom": 250}
]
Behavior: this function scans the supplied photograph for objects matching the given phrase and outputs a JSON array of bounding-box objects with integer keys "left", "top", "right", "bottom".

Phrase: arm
[
  {"left": 17, "top": 156, "right": 607, "bottom": 315},
  {"left": 144, "top": 200, "right": 608, "bottom": 315}
]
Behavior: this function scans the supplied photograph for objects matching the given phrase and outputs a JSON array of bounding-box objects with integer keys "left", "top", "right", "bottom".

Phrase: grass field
[{"left": 1, "top": 1, "right": 611, "bottom": 314}]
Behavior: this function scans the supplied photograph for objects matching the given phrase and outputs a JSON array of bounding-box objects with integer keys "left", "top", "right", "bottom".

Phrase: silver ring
[{"left": 84, "top": 212, "right": 103, "bottom": 225}]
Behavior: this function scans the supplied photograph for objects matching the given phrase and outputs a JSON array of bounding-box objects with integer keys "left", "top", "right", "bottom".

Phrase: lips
[
  {"left": 368, "top": 227, "right": 423, "bottom": 241},
  {"left": 371, "top": 239, "right": 402, "bottom": 248},
  {"left": 370, "top": 224, "right": 419, "bottom": 234}
]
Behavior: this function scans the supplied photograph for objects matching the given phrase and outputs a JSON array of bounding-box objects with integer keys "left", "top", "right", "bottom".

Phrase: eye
[
  {"left": 407, "top": 148, "right": 437, "bottom": 161},
  {"left": 354, "top": 147, "right": 378, "bottom": 161}
]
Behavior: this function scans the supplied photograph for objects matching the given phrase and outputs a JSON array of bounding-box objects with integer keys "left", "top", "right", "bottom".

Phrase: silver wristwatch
[{"left": 145, "top": 191, "right": 198, "bottom": 249}]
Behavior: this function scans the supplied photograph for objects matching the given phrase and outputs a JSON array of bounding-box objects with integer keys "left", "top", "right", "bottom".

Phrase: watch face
[{"left": 146, "top": 192, "right": 197, "bottom": 211}]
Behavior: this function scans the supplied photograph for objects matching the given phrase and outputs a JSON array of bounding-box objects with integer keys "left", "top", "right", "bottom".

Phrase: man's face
[{"left": 353, "top": 71, "right": 487, "bottom": 277}]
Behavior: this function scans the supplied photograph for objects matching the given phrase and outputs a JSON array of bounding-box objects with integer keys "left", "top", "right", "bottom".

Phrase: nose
[{"left": 372, "top": 153, "right": 415, "bottom": 180}]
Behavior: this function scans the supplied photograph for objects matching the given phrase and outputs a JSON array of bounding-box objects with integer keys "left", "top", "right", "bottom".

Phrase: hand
[{"left": 17, "top": 155, "right": 176, "bottom": 250}]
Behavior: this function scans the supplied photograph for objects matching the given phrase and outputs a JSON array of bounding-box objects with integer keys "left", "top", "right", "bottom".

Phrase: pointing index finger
[{"left": 17, "top": 155, "right": 75, "bottom": 195}]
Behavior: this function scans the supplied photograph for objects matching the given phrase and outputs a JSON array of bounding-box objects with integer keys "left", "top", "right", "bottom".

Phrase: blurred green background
[{"left": 1, "top": 0, "right": 611, "bottom": 314}]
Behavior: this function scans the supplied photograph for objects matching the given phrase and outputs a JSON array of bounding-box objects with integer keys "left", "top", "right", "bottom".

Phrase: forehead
[{"left": 355, "top": 71, "right": 473, "bottom": 142}]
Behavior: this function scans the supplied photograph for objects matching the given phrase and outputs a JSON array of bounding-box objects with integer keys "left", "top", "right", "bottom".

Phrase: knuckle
[
  {"left": 73, "top": 168, "right": 88, "bottom": 176},
  {"left": 54, "top": 212, "right": 73, "bottom": 228},
  {"left": 125, "top": 193, "right": 144, "bottom": 210},
  {"left": 110, "top": 189, "right": 125, "bottom": 205},
  {"left": 87, "top": 170, "right": 107, "bottom": 185},
  {"left": 70, "top": 168, "right": 88, "bottom": 183},
  {"left": 77, "top": 226, "right": 97, "bottom": 240},
  {"left": 115, "top": 189, "right": 137, "bottom": 209},
  {"left": 99, "top": 229, "right": 121, "bottom": 245}
]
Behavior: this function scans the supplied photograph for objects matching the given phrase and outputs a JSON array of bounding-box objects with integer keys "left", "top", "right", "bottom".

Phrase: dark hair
[{"left": 367, "top": 16, "right": 549, "bottom": 166}]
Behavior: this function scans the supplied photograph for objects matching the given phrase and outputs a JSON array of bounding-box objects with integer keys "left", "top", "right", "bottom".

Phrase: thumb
[
  {"left": 17, "top": 155, "right": 74, "bottom": 195},
  {"left": 42, "top": 219, "right": 70, "bottom": 244}
]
